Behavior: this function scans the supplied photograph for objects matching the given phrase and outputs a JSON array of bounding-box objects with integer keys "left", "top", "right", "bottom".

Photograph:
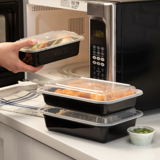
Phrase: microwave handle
[{"left": 87, "top": 1, "right": 116, "bottom": 82}]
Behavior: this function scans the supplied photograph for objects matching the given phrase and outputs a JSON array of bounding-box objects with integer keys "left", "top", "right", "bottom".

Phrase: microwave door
[
  {"left": 0, "top": 1, "right": 24, "bottom": 42},
  {"left": 0, "top": 8, "right": 15, "bottom": 42},
  {"left": 0, "top": 0, "right": 24, "bottom": 87}
]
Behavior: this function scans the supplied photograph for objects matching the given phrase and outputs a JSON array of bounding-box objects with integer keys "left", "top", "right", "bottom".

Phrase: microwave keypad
[{"left": 91, "top": 45, "right": 106, "bottom": 80}]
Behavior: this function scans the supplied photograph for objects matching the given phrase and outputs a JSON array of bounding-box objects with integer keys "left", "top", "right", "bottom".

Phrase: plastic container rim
[
  {"left": 39, "top": 107, "right": 143, "bottom": 127},
  {"left": 37, "top": 87, "right": 143, "bottom": 104},
  {"left": 37, "top": 77, "right": 143, "bottom": 103},
  {"left": 19, "top": 30, "right": 84, "bottom": 53},
  {"left": 127, "top": 126, "right": 155, "bottom": 135}
]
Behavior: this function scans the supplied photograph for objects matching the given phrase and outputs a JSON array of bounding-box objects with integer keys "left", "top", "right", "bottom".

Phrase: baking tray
[
  {"left": 37, "top": 77, "right": 143, "bottom": 116},
  {"left": 19, "top": 31, "right": 84, "bottom": 66},
  {"left": 39, "top": 106, "right": 143, "bottom": 143}
]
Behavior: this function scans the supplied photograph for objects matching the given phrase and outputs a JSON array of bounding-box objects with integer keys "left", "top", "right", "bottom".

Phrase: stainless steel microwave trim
[
  {"left": 23, "top": 0, "right": 28, "bottom": 38},
  {"left": 25, "top": 0, "right": 155, "bottom": 11},
  {"left": 23, "top": 0, "right": 28, "bottom": 80},
  {"left": 87, "top": 1, "right": 116, "bottom": 81}
]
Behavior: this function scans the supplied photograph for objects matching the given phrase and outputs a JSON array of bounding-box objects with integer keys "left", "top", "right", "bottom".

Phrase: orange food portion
[
  {"left": 54, "top": 88, "right": 135, "bottom": 101},
  {"left": 105, "top": 89, "right": 135, "bottom": 101},
  {"left": 37, "top": 41, "right": 49, "bottom": 50}
]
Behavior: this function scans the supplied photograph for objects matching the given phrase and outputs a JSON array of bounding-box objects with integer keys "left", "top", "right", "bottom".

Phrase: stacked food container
[
  {"left": 19, "top": 30, "right": 84, "bottom": 66},
  {"left": 38, "top": 77, "right": 143, "bottom": 143}
]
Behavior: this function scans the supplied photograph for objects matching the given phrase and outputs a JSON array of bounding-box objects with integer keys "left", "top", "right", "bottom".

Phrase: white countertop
[{"left": 0, "top": 108, "right": 160, "bottom": 160}]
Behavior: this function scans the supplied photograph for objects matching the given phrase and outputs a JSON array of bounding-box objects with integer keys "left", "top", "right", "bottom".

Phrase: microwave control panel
[{"left": 90, "top": 19, "right": 107, "bottom": 80}]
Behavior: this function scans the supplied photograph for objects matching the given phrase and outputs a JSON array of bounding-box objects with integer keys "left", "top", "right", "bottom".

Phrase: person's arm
[{"left": 0, "top": 39, "right": 44, "bottom": 73}]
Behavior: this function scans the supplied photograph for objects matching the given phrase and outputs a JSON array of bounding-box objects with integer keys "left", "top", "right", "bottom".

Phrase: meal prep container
[
  {"left": 37, "top": 77, "right": 143, "bottom": 116},
  {"left": 39, "top": 106, "right": 143, "bottom": 143},
  {"left": 19, "top": 31, "right": 84, "bottom": 66}
]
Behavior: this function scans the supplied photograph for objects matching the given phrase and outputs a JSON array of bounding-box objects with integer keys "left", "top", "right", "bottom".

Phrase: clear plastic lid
[
  {"left": 40, "top": 77, "right": 139, "bottom": 102},
  {"left": 19, "top": 30, "right": 84, "bottom": 53},
  {"left": 39, "top": 105, "right": 143, "bottom": 126}
]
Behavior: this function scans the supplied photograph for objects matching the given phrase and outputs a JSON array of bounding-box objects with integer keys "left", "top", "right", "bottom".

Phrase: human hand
[{"left": 0, "top": 39, "right": 44, "bottom": 73}]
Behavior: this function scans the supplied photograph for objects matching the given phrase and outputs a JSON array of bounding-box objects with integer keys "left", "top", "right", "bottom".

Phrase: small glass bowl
[{"left": 127, "top": 126, "right": 155, "bottom": 146}]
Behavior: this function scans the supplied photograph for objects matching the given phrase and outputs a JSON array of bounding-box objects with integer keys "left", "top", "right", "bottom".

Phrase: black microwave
[
  {"left": 0, "top": 0, "right": 24, "bottom": 87},
  {"left": 88, "top": 0, "right": 160, "bottom": 111}
]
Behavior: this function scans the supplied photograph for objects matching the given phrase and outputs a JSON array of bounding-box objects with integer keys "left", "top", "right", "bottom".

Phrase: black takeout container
[
  {"left": 19, "top": 31, "right": 84, "bottom": 67},
  {"left": 39, "top": 106, "right": 143, "bottom": 143},
  {"left": 37, "top": 77, "right": 143, "bottom": 116}
]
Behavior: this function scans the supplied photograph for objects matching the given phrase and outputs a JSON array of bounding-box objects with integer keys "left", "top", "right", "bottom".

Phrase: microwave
[{"left": 1, "top": 0, "right": 160, "bottom": 112}]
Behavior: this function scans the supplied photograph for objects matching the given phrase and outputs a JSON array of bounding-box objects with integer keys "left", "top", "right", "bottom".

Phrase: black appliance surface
[
  {"left": 0, "top": 0, "right": 24, "bottom": 87},
  {"left": 116, "top": 1, "right": 160, "bottom": 111}
]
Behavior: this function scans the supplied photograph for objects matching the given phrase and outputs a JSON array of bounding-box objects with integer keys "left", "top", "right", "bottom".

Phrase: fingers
[
  {"left": 12, "top": 40, "right": 44, "bottom": 73},
  {"left": 11, "top": 60, "right": 44, "bottom": 73},
  {"left": 14, "top": 39, "right": 38, "bottom": 50}
]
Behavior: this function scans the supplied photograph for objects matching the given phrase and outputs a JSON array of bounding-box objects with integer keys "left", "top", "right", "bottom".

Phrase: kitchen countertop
[{"left": 0, "top": 108, "right": 159, "bottom": 160}]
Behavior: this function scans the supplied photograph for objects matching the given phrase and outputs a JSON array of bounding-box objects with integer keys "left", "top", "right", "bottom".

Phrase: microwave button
[
  {"left": 92, "top": 51, "right": 96, "bottom": 54},
  {"left": 101, "top": 58, "right": 104, "bottom": 61},
  {"left": 97, "top": 66, "right": 100, "bottom": 71},
  {"left": 97, "top": 72, "right": 100, "bottom": 77},
  {"left": 97, "top": 57, "right": 100, "bottom": 60},
  {"left": 101, "top": 73, "right": 104, "bottom": 78},
  {"left": 93, "top": 56, "right": 96, "bottom": 59},
  {"left": 97, "top": 52, "right": 100, "bottom": 55},
  {"left": 101, "top": 52, "right": 104, "bottom": 56},
  {"left": 92, "top": 61, "right": 96, "bottom": 65},
  {"left": 92, "top": 65, "right": 96, "bottom": 70},
  {"left": 101, "top": 68, "right": 105, "bottom": 72},
  {"left": 97, "top": 46, "right": 100, "bottom": 50},
  {"left": 93, "top": 71, "right": 96, "bottom": 75},
  {"left": 97, "top": 62, "right": 100, "bottom": 66},
  {"left": 101, "top": 47, "right": 104, "bottom": 50},
  {"left": 101, "top": 63, "right": 105, "bottom": 67},
  {"left": 92, "top": 45, "right": 96, "bottom": 49}
]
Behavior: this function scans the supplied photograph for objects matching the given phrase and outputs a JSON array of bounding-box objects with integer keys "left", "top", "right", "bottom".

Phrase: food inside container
[
  {"left": 41, "top": 77, "right": 138, "bottom": 101},
  {"left": 37, "top": 77, "right": 143, "bottom": 116},
  {"left": 39, "top": 105, "right": 143, "bottom": 143},
  {"left": 20, "top": 31, "right": 83, "bottom": 52},
  {"left": 54, "top": 81, "right": 135, "bottom": 101},
  {"left": 19, "top": 31, "right": 84, "bottom": 66}
]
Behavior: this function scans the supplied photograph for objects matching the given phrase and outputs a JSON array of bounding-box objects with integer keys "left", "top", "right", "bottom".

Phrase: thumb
[{"left": 14, "top": 39, "right": 38, "bottom": 50}]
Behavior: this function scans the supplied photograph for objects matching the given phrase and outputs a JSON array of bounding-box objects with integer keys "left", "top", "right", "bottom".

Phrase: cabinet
[{"left": 0, "top": 123, "right": 73, "bottom": 160}]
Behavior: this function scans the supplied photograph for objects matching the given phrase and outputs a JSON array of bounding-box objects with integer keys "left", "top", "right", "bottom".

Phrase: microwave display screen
[
  {"left": 90, "top": 19, "right": 106, "bottom": 45},
  {"left": 90, "top": 19, "right": 106, "bottom": 80},
  {"left": 93, "top": 30, "right": 104, "bottom": 38}
]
